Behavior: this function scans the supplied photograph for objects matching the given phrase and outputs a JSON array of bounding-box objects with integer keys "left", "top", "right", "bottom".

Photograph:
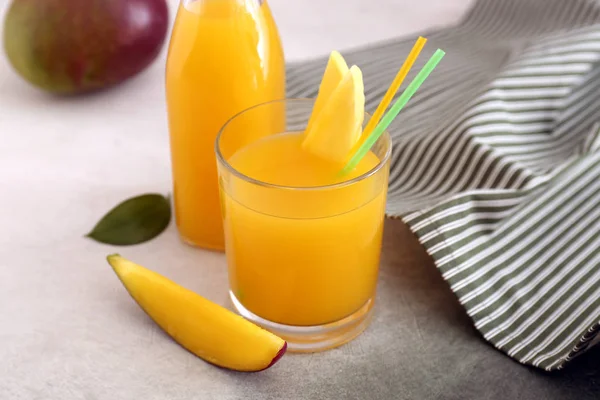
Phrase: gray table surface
[{"left": 2, "top": 0, "right": 599, "bottom": 398}]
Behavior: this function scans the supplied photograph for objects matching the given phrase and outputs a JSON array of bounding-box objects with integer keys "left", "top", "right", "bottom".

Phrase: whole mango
[{"left": 3, "top": 0, "right": 169, "bottom": 94}]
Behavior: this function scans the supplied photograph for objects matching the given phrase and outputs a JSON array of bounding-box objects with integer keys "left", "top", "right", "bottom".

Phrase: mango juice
[
  {"left": 166, "top": 0, "right": 285, "bottom": 250},
  {"left": 220, "top": 132, "right": 389, "bottom": 326}
]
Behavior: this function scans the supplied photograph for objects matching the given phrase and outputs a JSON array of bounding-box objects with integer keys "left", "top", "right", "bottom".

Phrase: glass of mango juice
[{"left": 216, "top": 99, "right": 391, "bottom": 352}]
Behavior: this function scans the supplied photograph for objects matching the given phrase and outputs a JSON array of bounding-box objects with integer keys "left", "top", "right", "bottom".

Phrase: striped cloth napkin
[{"left": 287, "top": 0, "right": 600, "bottom": 371}]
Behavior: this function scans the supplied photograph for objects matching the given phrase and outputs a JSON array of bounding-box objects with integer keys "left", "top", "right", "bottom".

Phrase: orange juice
[
  {"left": 166, "top": 0, "right": 285, "bottom": 250},
  {"left": 220, "top": 132, "right": 389, "bottom": 327}
]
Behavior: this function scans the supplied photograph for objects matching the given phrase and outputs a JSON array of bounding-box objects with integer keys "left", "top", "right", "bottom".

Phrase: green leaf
[{"left": 86, "top": 193, "right": 171, "bottom": 246}]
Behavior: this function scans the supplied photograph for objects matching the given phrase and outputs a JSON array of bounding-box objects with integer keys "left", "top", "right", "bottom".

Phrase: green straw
[{"left": 341, "top": 48, "right": 446, "bottom": 175}]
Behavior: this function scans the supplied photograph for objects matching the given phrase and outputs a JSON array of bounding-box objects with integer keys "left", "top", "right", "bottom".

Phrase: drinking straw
[
  {"left": 341, "top": 48, "right": 446, "bottom": 175},
  {"left": 357, "top": 36, "right": 427, "bottom": 149}
]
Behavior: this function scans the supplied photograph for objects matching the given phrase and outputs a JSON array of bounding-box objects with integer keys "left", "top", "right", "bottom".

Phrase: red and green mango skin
[{"left": 3, "top": 0, "right": 169, "bottom": 94}]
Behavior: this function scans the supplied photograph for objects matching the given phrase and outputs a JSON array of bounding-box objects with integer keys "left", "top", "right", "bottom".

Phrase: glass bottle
[{"left": 166, "top": 0, "right": 285, "bottom": 250}]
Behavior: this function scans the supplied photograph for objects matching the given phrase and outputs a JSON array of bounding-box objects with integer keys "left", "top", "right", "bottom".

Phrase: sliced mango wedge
[
  {"left": 305, "top": 50, "right": 349, "bottom": 134},
  {"left": 107, "top": 254, "right": 286, "bottom": 372},
  {"left": 302, "top": 65, "right": 365, "bottom": 164}
]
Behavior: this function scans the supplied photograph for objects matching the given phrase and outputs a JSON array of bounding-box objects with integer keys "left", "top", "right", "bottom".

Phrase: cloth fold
[{"left": 287, "top": 0, "right": 600, "bottom": 370}]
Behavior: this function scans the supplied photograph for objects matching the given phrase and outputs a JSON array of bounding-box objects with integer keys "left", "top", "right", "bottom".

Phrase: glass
[
  {"left": 165, "top": 0, "right": 285, "bottom": 250},
  {"left": 216, "top": 99, "right": 392, "bottom": 352}
]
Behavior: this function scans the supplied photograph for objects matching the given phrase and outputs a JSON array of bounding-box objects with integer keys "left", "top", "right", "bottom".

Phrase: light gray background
[{"left": 1, "top": 0, "right": 599, "bottom": 399}]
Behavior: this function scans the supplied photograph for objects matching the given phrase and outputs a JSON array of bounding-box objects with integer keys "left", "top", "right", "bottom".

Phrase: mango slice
[
  {"left": 107, "top": 254, "right": 286, "bottom": 372},
  {"left": 305, "top": 50, "right": 349, "bottom": 135},
  {"left": 302, "top": 65, "right": 365, "bottom": 164}
]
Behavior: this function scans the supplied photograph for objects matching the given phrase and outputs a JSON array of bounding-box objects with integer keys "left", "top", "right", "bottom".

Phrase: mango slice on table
[{"left": 107, "top": 254, "right": 286, "bottom": 372}]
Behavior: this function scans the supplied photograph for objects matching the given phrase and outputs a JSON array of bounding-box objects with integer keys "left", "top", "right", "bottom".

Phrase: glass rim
[{"left": 215, "top": 98, "right": 392, "bottom": 191}]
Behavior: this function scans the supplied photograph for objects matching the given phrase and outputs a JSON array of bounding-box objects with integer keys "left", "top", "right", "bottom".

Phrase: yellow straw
[{"left": 353, "top": 36, "right": 427, "bottom": 152}]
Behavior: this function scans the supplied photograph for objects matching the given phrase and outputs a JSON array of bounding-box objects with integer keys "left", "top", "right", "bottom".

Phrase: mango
[
  {"left": 303, "top": 64, "right": 365, "bottom": 164},
  {"left": 107, "top": 255, "right": 287, "bottom": 372},
  {"left": 3, "top": 0, "right": 169, "bottom": 94}
]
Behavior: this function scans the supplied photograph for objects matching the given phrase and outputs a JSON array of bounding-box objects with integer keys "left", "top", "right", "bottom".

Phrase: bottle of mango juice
[{"left": 166, "top": 0, "right": 285, "bottom": 250}]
